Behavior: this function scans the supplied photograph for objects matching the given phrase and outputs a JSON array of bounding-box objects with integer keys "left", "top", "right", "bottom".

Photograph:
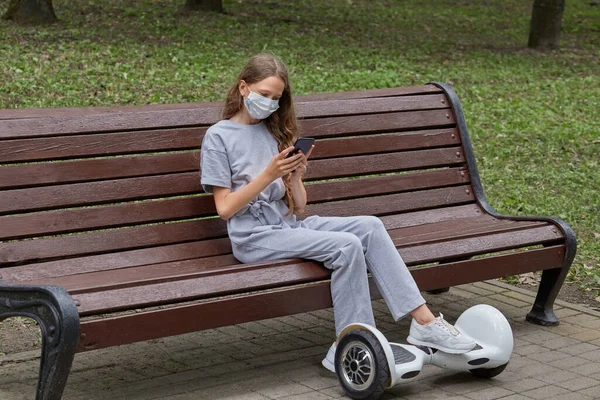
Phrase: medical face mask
[{"left": 244, "top": 90, "right": 280, "bottom": 120}]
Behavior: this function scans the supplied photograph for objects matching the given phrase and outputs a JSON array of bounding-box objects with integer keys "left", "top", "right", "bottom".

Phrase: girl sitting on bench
[{"left": 200, "top": 53, "right": 476, "bottom": 371}]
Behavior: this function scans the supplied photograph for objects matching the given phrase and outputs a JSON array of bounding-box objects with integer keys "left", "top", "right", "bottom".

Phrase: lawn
[{"left": 1, "top": 0, "right": 599, "bottom": 295}]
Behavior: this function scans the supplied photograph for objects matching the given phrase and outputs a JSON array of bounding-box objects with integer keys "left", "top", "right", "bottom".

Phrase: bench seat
[{"left": 0, "top": 83, "right": 575, "bottom": 399}]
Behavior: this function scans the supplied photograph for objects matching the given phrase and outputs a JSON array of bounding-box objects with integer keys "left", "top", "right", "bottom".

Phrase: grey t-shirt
[{"left": 200, "top": 119, "right": 298, "bottom": 242}]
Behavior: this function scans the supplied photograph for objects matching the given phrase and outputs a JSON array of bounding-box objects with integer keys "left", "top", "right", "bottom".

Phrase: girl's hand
[
  {"left": 290, "top": 145, "right": 314, "bottom": 180},
  {"left": 264, "top": 146, "right": 305, "bottom": 181}
]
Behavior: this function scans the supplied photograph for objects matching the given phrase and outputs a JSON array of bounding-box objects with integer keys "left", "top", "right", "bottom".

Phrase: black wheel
[
  {"left": 470, "top": 362, "right": 508, "bottom": 378},
  {"left": 334, "top": 329, "right": 390, "bottom": 400}
]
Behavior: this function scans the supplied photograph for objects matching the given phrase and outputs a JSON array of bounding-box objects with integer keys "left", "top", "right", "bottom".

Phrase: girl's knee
[{"left": 361, "top": 215, "right": 385, "bottom": 231}]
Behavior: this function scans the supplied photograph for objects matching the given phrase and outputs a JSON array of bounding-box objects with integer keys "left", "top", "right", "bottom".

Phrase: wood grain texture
[
  {"left": 0, "top": 204, "right": 483, "bottom": 283},
  {"left": 0, "top": 94, "right": 448, "bottom": 139},
  {"left": 0, "top": 169, "right": 471, "bottom": 239},
  {"left": 0, "top": 185, "right": 475, "bottom": 263},
  {"left": 18, "top": 216, "right": 543, "bottom": 294},
  {"left": 0, "top": 166, "right": 468, "bottom": 214},
  {"left": 70, "top": 225, "right": 562, "bottom": 316}
]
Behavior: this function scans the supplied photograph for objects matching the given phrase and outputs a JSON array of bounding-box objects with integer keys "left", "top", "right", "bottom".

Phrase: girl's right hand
[{"left": 264, "top": 146, "right": 304, "bottom": 180}]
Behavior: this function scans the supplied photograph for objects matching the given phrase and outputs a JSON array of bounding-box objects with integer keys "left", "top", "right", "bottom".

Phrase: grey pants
[{"left": 233, "top": 215, "right": 426, "bottom": 336}]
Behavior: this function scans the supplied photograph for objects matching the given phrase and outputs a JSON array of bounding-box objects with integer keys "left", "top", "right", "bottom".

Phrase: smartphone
[{"left": 286, "top": 137, "right": 315, "bottom": 158}]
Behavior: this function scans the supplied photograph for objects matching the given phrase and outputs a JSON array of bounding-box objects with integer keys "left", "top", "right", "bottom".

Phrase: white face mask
[{"left": 244, "top": 90, "right": 280, "bottom": 120}]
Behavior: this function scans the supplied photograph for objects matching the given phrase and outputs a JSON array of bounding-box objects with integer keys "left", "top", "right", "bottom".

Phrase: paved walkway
[{"left": 2, "top": 281, "right": 600, "bottom": 400}]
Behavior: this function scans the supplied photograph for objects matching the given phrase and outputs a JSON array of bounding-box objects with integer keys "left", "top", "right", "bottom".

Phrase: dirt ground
[{"left": 1, "top": 279, "right": 598, "bottom": 358}]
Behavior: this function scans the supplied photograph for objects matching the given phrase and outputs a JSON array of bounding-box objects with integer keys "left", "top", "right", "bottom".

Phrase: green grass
[{"left": 1, "top": 0, "right": 599, "bottom": 293}]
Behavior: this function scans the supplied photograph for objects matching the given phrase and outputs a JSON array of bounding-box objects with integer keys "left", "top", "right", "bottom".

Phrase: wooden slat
[
  {"left": 0, "top": 85, "right": 440, "bottom": 123},
  {"left": 0, "top": 152, "right": 199, "bottom": 190},
  {"left": 294, "top": 85, "right": 442, "bottom": 102},
  {"left": 22, "top": 216, "right": 543, "bottom": 294},
  {"left": 0, "top": 168, "right": 470, "bottom": 239},
  {"left": 299, "top": 109, "right": 455, "bottom": 138},
  {"left": 0, "top": 108, "right": 454, "bottom": 139},
  {"left": 0, "top": 127, "right": 206, "bottom": 163},
  {"left": 0, "top": 107, "right": 219, "bottom": 138},
  {"left": 0, "top": 95, "right": 449, "bottom": 139},
  {"left": 398, "top": 225, "right": 563, "bottom": 264},
  {"left": 72, "top": 225, "right": 562, "bottom": 316},
  {"left": 0, "top": 204, "right": 484, "bottom": 283},
  {"left": 0, "top": 124, "right": 458, "bottom": 164},
  {"left": 73, "top": 261, "right": 330, "bottom": 315},
  {"left": 0, "top": 165, "right": 467, "bottom": 215},
  {"left": 0, "top": 172, "right": 201, "bottom": 214},
  {"left": 75, "top": 245, "right": 563, "bottom": 351},
  {"left": 0, "top": 185, "right": 474, "bottom": 264},
  {"left": 76, "top": 282, "right": 335, "bottom": 351},
  {"left": 0, "top": 102, "right": 223, "bottom": 120},
  {"left": 294, "top": 94, "right": 448, "bottom": 118},
  {"left": 304, "top": 147, "right": 465, "bottom": 180},
  {"left": 0, "top": 127, "right": 461, "bottom": 191}
]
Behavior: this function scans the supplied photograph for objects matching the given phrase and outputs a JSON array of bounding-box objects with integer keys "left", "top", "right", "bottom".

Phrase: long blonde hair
[{"left": 222, "top": 53, "right": 302, "bottom": 216}]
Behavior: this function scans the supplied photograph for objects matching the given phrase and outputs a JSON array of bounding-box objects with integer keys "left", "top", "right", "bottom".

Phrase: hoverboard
[{"left": 334, "top": 304, "right": 513, "bottom": 400}]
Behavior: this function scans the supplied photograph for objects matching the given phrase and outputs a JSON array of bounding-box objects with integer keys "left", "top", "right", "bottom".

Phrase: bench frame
[{"left": 0, "top": 83, "right": 577, "bottom": 400}]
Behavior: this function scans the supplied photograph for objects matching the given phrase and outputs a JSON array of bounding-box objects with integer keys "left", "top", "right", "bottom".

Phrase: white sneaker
[
  {"left": 321, "top": 342, "right": 336, "bottom": 373},
  {"left": 407, "top": 313, "right": 476, "bottom": 354}
]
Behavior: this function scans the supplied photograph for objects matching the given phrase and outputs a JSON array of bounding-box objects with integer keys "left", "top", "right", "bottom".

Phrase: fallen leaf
[
  {"left": 518, "top": 272, "right": 539, "bottom": 285},
  {"left": 584, "top": 264, "right": 594, "bottom": 270},
  {"left": 594, "top": 232, "right": 600, "bottom": 238},
  {"left": 595, "top": 296, "right": 600, "bottom": 303}
]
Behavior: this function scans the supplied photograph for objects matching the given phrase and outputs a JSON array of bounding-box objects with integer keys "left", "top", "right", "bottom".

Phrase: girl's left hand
[{"left": 290, "top": 145, "right": 315, "bottom": 180}]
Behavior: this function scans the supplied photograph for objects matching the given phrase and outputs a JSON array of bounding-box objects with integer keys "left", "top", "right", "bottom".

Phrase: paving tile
[
  {"left": 569, "top": 329, "right": 600, "bottom": 342},
  {"left": 548, "top": 355, "right": 591, "bottom": 369},
  {"left": 570, "top": 362, "right": 600, "bottom": 376},
  {"left": 458, "top": 284, "right": 495, "bottom": 296},
  {"left": 317, "top": 386, "right": 347, "bottom": 398},
  {"left": 554, "top": 308, "right": 582, "bottom": 318},
  {"left": 280, "top": 392, "right": 333, "bottom": 399},
  {"left": 502, "top": 291, "right": 536, "bottom": 303},
  {"left": 463, "top": 386, "right": 514, "bottom": 400},
  {"left": 555, "top": 376, "right": 600, "bottom": 391},
  {"left": 547, "top": 393, "right": 594, "bottom": 400},
  {"left": 559, "top": 342, "right": 599, "bottom": 356},
  {"left": 540, "top": 324, "right": 586, "bottom": 337},
  {"left": 433, "top": 378, "right": 494, "bottom": 395},
  {"left": 562, "top": 314, "right": 600, "bottom": 329},
  {"left": 515, "top": 361, "right": 562, "bottom": 377},
  {"left": 540, "top": 336, "right": 582, "bottom": 350},
  {"left": 489, "top": 294, "right": 530, "bottom": 308},
  {"left": 513, "top": 344, "right": 547, "bottom": 356},
  {"left": 528, "top": 350, "right": 571, "bottom": 363},
  {"left": 578, "top": 386, "right": 600, "bottom": 398},
  {"left": 238, "top": 375, "right": 313, "bottom": 399},
  {"left": 492, "top": 377, "right": 546, "bottom": 392},
  {"left": 474, "top": 282, "right": 508, "bottom": 293},
  {"left": 521, "top": 385, "right": 571, "bottom": 399},
  {"left": 449, "top": 288, "right": 479, "bottom": 300},
  {"left": 536, "top": 370, "right": 581, "bottom": 384},
  {"left": 496, "top": 396, "right": 533, "bottom": 400},
  {"left": 580, "top": 349, "right": 600, "bottom": 362},
  {"left": 519, "top": 330, "right": 563, "bottom": 344}
]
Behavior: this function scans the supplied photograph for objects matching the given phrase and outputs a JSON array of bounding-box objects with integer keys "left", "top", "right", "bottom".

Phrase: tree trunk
[
  {"left": 528, "top": 0, "right": 565, "bottom": 50},
  {"left": 183, "top": 0, "right": 223, "bottom": 13},
  {"left": 2, "top": 0, "right": 57, "bottom": 24}
]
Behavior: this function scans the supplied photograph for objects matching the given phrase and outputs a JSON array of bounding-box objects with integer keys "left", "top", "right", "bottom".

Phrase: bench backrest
[{"left": 0, "top": 84, "right": 475, "bottom": 286}]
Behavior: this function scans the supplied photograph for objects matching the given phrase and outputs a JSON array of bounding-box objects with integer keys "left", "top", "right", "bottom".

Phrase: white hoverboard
[{"left": 334, "top": 304, "right": 513, "bottom": 400}]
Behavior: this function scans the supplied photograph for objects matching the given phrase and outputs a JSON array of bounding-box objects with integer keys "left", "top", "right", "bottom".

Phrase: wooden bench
[{"left": 0, "top": 83, "right": 576, "bottom": 399}]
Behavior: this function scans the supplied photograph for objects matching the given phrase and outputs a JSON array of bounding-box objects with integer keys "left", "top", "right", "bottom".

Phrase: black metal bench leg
[
  {"left": 526, "top": 228, "right": 577, "bottom": 326},
  {"left": 526, "top": 267, "right": 567, "bottom": 326},
  {"left": 0, "top": 284, "right": 80, "bottom": 400}
]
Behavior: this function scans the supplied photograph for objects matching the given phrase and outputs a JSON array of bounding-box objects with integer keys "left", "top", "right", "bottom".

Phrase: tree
[
  {"left": 2, "top": 0, "right": 57, "bottom": 24},
  {"left": 183, "top": 0, "right": 223, "bottom": 13},
  {"left": 528, "top": 0, "right": 566, "bottom": 50}
]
